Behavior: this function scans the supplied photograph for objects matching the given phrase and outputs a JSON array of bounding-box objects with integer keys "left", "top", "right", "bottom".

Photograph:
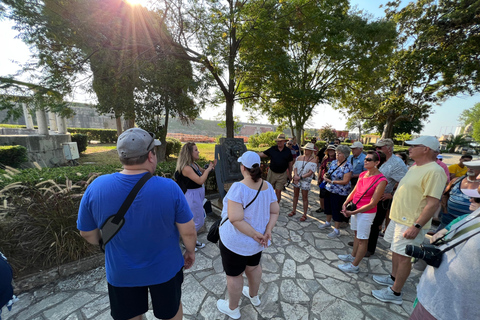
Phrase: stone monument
[{"left": 214, "top": 138, "right": 247, "bottom": 203}]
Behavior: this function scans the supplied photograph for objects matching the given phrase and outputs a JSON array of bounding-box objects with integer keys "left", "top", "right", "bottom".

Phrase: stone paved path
[{"left": 3, "top": 185, "right": 423, "bottom": 320}]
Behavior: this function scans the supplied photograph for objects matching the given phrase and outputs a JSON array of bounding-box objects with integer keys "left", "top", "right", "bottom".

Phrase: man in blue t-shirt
[
  {"left": 347, "top": 141, "right": 366, "bottom": 188},
  {"left": 77, "top": 128, "right": 196, "bottom": 320}
]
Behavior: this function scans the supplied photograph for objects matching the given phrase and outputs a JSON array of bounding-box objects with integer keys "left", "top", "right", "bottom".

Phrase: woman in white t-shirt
[
  {"left": 289, "top": 142, "right": 318, "bottom": 221},
  {"left": 217, "top": 151, "right": 279, "bottom": 319}
]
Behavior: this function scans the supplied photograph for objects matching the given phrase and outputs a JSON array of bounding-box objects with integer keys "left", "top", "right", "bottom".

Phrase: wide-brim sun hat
[
  {"left": 275, "top": 133, "right": 289, "bottom": 141},
  {"left": 326, "top": 144, "right": 337, "bottom": 151},
  {"left": 302, "top": 142, "right": 316, "bottom": 151},
  {"left": 237, "top": 151, "right": 260, "bottom": 169},
  {"left": 464, "top": 160, "right": 480, "bottom": 169}
]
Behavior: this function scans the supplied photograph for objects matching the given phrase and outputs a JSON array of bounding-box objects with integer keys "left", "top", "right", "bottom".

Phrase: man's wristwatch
[{"left": 414, "top": 223, "right": 422, "bottom": 229}]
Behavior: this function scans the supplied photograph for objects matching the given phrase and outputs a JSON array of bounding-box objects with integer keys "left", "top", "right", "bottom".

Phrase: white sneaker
[
  {"left": 372, "top": 287, "right": 403, "bottom": 305},
  {"left": 327, "top": 230, "right": 340, "bottom": 238},
  {"left": 196, "top": 241, "right": 205, "bottom": 249},
  {"left": 338, "top": 262, "right": 359, "bottom": 273},
  {"left": 338, "top": 253, "right": 355, "bottom": 262},
  {"left": 242, "top": 286, "right": 261, "bottom": 306},
  {"left": 217, "top": 299, "right": 241, "bottom": 319},
  {"left": 318, "top": 222, "right": 332, "bottom": 229},
  {"left": 373, "top": 274, "right": 395, "bottom": 286}
]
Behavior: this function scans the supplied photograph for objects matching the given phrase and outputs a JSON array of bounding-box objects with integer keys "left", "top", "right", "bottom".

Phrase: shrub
[
  {"left": 165, "top": 138, "right": 182, "bottom": 158},
  {"left": 248, "top": 131, "right": 282, "bottom": 148},
  {"left": 68, "top": 128, "right": 117, "bottom": 143},
  {"left": 0, "top": 180, "right": 99, "bottom": 277},
  {"left": 0, "top": 146, "right": 28, "bottom": 168},
  {"left": 71, "top": 134, "right": 88, "bottom": 153}
]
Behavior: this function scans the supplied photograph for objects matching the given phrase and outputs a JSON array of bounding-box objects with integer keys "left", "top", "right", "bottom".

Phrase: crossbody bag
[{"left": 99, "top": 172, "right": 152, "bottom": 252}]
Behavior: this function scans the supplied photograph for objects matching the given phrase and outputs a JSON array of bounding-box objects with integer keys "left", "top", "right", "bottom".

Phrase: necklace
[{"left": 467, "top": 177, "right": 479, "bottom": 182}]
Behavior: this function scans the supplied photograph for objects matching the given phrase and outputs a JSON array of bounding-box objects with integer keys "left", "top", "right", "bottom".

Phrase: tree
[
  {"left": 459, "top": 102, "right": 480, "bottom": 142},
  {"left": 394, "top": 132, "right": 412, "bottom": 146},
  {"left": 386, "top": 0, "right": 480, "bottom": 97},
  {"left": 318, "top": 124, "right": 337, "bottom": 142},
  {"left": 3, "top": 0, "right": 199, "bottom": 142},
  {"left": 158, "top": 0, "right": 280, "bottom": 138},
  {"left": 216, "top": 114, "right": 243, "bottom": 135},
  {"left": 239, "top": 0, "right": 397, "bottom": 142},
  {"left": 446, "top": 134, "right": 469, "bottom": 153}
]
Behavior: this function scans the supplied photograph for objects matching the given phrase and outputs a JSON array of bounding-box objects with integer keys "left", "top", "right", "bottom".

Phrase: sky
[{"left": 1, "top": 1, "right": 478, "bottom": 137}]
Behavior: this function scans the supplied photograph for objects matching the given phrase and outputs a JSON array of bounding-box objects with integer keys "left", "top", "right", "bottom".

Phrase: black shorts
[
  {"left": 319, "top": 187, "right": 327, "bottom": 198},
  {"left": 219, "top": 240, "right": 262, "bottom": 276},
  {"left": 108, "top": 268, "right": 183, "bottom": 320}
]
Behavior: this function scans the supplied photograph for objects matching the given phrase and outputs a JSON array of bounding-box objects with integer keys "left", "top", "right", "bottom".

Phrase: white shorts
[
  {"left": 292, "top": 178, "right": 313, "bottom": 191},
  {"left": 384, "top": 220, "right": 427, "bottom": 257},
  {"left": 350, "top": 212, "right": 376, "bottom": 239}
]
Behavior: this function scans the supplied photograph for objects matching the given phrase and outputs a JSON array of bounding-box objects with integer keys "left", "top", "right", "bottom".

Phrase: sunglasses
[{"left": 364, "top": 158, "right": 375, "bottom": 162}]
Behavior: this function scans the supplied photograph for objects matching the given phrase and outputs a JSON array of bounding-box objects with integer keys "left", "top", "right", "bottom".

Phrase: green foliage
[
  {"left": 459, "top": 102, "right": 480, "bottom": 142},
  {"left": 70, "top": 133, "right": 88, "bottom": 153},
  {"left": 248, "top": 131, "right": 282, "bottom": 148},
  {"left": 0, "top": 146, "right": 28, "bottom": 168},
  {"left": 165, "top": 138, "right": 182, "bottom": 159},
  {"left": 318, "top": 125, "right": 337, "bottom": 142},
  {"left": 215, "top": 135, "right": 225, "bottom": 144},
  {"left": 393, "top": 133, "right": 412, "bottom": 146},
  {"left": 446, "top": 135, "right": 470, "bottom": 153},
  {"left": 0, "top": 164, "right": 122, "bottom": 190},
  {"left": 68, "top": 128, "right": 117, "bottom": 143}
]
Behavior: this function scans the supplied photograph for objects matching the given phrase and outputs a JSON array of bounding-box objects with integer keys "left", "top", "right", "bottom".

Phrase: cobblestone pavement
[{"left": 3, "top": 185, "right": 424, "bottom": 320}]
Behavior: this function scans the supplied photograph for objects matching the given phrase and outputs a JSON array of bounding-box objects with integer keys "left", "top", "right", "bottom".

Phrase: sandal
[
  {"left": 288, "top": 212, "right": 296, "bottom": 217},
  {"left": 300, "top": 215, "right": 307, "bottom": 222}
]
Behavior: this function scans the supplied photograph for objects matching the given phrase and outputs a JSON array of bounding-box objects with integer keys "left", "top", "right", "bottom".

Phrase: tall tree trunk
[
  {"left": 382, "top": 116, "right": 395, "bottom": 139},
  {"left": 115, "top": 116, "right": 122, "bottom": 136},
  {"left": 225, "top": 98, "right": 234, "bottom": 138}
]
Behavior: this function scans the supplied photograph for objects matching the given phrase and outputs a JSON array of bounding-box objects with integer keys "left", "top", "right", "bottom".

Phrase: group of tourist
[{"left": 39, "top": 127, "right": 477, "bottom": 320}]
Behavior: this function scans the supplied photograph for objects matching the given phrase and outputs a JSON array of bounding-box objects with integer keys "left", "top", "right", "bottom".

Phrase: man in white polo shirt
[{"left": 372, "top": 136, "right": 447, "bottom": 305}]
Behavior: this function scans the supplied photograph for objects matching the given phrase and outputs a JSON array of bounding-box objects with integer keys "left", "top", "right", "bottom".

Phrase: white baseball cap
[
  {"left": 350, "top": 141, "right": 363, "bottom": 149},
  {"left": 405, "top": 136, "right": 440, "bottom": 152},
  {"left": 237, "top": 151, "right": 261, "bottom": 169}
]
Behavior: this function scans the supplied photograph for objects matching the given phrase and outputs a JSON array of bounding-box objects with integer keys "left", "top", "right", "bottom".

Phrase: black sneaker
[{"left": 315, "top": 208, "right": 324, "bottom": 213}]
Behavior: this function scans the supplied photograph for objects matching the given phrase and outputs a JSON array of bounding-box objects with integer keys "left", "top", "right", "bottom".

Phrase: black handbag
[
  {"left": 207, "top": 181, "right": 264, "bottom": 244},
  {"left": 99, "top": 172, "right": 152, "bottom": 252},
  {"left": 346, "top": 175, "right": 383, "bottom": 212}
]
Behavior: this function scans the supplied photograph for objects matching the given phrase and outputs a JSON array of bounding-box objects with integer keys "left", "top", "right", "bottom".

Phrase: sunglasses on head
[{"left": 364, "top": 158, "right": 375, "bottom": 162}]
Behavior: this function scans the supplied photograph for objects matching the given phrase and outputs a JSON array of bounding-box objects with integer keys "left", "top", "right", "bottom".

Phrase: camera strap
[
  {"left": 353, "top": 175, "right": 383, "bottom": 205},
  {"left": 438, "top": 221, "right": 480, "bottom": 254},
  {"left": 326, "top": 159, "right": 347, "bottom": 176}
]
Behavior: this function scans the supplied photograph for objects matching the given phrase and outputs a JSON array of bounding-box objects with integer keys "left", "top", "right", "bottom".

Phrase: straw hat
[
  {"left": 302, "top": 143, "right": 316, "bottom": 151},
  {"left": 275, "top": 133, "right": 289, "bottom": 141}
]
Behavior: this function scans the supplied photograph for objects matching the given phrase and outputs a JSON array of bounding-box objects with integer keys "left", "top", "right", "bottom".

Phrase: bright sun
[{"left": 124, "top": 0, "right": 149, "bottom": 6}]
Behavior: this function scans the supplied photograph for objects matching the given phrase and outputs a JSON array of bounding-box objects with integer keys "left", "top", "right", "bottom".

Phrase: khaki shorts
[
  {"left": 384, "top": 220, "right": 427, "bottom": 257},
  {"left": 267, "top": 170, "right": 288, "bottom": 190}
]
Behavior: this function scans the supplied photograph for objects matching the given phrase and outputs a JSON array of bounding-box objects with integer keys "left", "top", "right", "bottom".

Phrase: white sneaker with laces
[
  {"left": 196, "top": 241, "right": 205, "bottom": 249},
  {"left": 373, "top": 274, "right": 395, "bottom": 286},
  {"left": 338, "top": 253, "right": 355, "bottom": 262},
  {"left": 372, "top": 287, "right": 403, "bottom": 305},
  {"left": 338, "top": 262, "right": 359, "bottom": 273},
  {"left": 242, "top": 286, "right": 261, "bottom": 306},
  {"left": 217, "top": 299, "right": 241, "bottom": 319},
  {"left": 327, "top": 230, "right": 340, "bottom": 238},
  {"left": 318, "top": 222, "right": 332, "bottom": 229}
]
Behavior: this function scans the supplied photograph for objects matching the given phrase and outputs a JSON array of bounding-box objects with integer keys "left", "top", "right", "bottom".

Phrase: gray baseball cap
[{"left": 117, "top": 128, "right": 161, "bottom": 159}]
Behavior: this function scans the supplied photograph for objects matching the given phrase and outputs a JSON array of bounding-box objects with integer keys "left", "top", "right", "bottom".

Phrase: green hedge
[
  {"left": 68, "top": 128, "right": 117, "bottom": 143},
  {"left": 165, "top": 138, "right": 182, "bottom": 158},
  {"left": 71, "top": 134, "right": 88, "bottom": 153},
  {"left": 0, "top": 146, "right": 28, "bottom": 168}
]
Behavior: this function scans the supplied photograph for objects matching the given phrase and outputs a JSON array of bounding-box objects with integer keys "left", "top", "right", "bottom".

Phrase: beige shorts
[
  {"left": 384, "top": 220, "right": 427, "bottom": 257},
  {"left": 267, "top": 170, "right": 288, "bottom": 190}
]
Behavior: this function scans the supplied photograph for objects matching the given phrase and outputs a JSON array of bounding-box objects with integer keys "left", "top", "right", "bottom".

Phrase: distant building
[{"left": 239, "top": 124, "right": 276, "bottom": 136}]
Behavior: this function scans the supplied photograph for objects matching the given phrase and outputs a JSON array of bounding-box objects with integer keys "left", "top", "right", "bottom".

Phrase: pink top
[
  {"left": 436, "top": 159, "right": 451, "bottom": 183},
  {"left": 352, "top": 171, "right": 387, "bottom": 213}
]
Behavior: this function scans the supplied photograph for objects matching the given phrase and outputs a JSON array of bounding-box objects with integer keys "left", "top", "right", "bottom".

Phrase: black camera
[
  {"left": 345, "top": 202, "right": 357, "bottom": 211},
  {"left": 324, "top": 173, "right": 332, "bottom": 180},
  {"left": 405, "top": 244, "right": 443, "bottom": 268}
]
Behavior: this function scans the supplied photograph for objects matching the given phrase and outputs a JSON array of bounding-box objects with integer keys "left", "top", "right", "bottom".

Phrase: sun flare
[{"left": 124, "top": 0, "right": 148, "bottom": 6}]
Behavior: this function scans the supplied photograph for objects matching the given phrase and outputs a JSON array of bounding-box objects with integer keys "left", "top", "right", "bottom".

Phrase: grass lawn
[{"left": 78, "top": 142, "right": 262, "bottom": 164}]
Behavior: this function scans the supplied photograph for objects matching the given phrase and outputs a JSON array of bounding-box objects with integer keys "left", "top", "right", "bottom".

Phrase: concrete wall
[{"left": 0, "top": 132, "right": 71, "bottom": 167}]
